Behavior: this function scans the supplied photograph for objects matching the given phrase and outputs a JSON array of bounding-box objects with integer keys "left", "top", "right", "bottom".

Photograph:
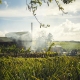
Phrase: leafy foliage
[
  {"left": 47, "top": 42, "right": 54, "bottom": 51},
  {"left": 0, "top": 56, "right": 80, "bottom": 80},
  {"left": 0, "top": 44, "right": 58, "bottom": 57},
  {"left": 62, "top": 0, "right": 76, "bottom": 4},
  {"left": 0, "top": 0, "right": 2, "bottom": 4}
]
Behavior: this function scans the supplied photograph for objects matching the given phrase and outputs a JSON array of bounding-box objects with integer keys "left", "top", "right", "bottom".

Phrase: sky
[{"left": 0, "top": 0, "right": 80, "bottom": 41}]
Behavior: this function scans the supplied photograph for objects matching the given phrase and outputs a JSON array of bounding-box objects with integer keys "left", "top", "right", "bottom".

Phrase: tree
[
  {"left": 26, "top": 0, "right": 76, "bottom": 28},
  {"left": 47, "top": 33, "right": 53, "bottom": 43},
  {"left": 0, "top": 0, "right": 2, "bottom": 4}
]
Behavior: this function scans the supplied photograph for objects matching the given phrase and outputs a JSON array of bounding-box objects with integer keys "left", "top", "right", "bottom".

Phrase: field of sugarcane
[{"left": 0, "top": 56, "right": 80, "bottom": 80}]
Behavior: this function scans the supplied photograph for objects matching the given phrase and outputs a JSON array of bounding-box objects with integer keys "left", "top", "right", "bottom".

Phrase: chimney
[
  {"left": 31, "top": 22, "right": 33, "bottom": 34},
  {"left": 31, "top": 22, "right": 33, "bottom": 41}
]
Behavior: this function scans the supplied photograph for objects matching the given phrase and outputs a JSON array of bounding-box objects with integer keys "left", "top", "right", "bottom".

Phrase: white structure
[
  {"left": 51, "top": 45, "right": 63, "bottom": 55},
  {"left": 5, "top": 31, "right": 32, "bottom": 49}
]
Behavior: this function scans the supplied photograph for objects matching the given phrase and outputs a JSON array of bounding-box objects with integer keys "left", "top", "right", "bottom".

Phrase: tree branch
[{"left": 26, "top": 0, "right": 75, "bottom": 28}]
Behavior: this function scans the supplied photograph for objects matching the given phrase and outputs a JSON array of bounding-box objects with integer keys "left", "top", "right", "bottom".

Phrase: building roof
[
  {"left": 15, "top": 32, "right": 29, "bottom": 35},
  {"left": 54, "top": 45, "right": 62, "bottom": 47},
  {"left": 0, "top": 37, "right": 13, "bottom": 42},
  {"left": 5, "top": 31, "right": 32, "bottom": 41}
]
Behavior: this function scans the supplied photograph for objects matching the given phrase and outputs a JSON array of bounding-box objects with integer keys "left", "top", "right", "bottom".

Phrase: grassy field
[
  {"left": 53, "top": 41, "right": 80, "bottom": 51},
  {"left": 0, "top": 56, "right": 80, "bottom": 80}
]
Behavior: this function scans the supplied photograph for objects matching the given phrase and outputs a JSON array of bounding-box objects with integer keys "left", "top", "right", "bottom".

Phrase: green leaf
[
  {"left": 31, "top": 0, "right": 36, "bottom": 4},
  {"left": 60, "top": 6, "right": 64, "bottom": 10},
  {"left": 62, "top": 0, "right": 75, "bottom": 4},
  {"left": 28, "top": 5, "right": 31, "bottom": 11},
  {"left": 47, "top": 2, "right": 49, "bottom": 6},
  {"left": 47, "top": 25, "right": 50, "bottom": 27},
  {"left": 48, "top": 0, "right": 52, "bottom": 3},
  {"left": 33, "top": 10, "right": 35, "bottom": 14},
  {"left": 0, "top": 0, "right": 2, "bottom": 4},
  {"left": 40, "top": 25, "right": 41, "bottom": 28}
]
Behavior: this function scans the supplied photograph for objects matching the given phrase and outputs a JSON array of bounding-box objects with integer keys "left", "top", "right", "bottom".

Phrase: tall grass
[{"left": 0, "top": 56, "right": 80, "bottom": 80}]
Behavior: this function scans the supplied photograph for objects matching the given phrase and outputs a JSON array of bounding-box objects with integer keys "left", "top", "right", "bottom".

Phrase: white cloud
[
  {"left": 35, "top": 3, "right": 61, "bottom": 16},
  {"left": 0, "top": 31, "right": 8, "bottom": 37},
  {"left": 36, "top": 0, "right": 80, "bottom": 16},
  {"left": 0, "top": 19, "right": 80, "bottom": 41},
  {"left": 62, "top": 0, "right": 80, "bottom": 13},
  {"left": 0, "top": 7, "right": 33, "bottom": 17},
  {"left": 4, "top": 1, "right": 8, "bottom": 8},
  {"left": 33, "top": 19, "right": 80, "bottom": 41},
  {"left": 0, "top": 0, "right": 80, "bottom": 17},
  {"left": 52, "top": 19, "right": 80, "bottom": 41}
]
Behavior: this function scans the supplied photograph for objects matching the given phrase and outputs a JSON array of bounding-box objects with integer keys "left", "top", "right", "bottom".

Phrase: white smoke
[
  {"left": 5, "top": 31, "right": 53, "bottom": 52},
  {"left": 0, "top": 31, "right": 8, "bottom": 37},
  {"left": 5, "top": 31, "right": 32, "bottom": 49}
]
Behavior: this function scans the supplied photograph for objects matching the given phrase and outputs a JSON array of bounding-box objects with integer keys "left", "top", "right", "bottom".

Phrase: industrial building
[
  {"left": 5, "top": 31, "right": 32, "bottom": 49},
  {"left": 0, "top": 37, "right": 15, "bottom": 47}
]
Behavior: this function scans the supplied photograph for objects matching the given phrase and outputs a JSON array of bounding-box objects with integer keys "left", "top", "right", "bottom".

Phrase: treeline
[{"left": 0, "top": 45, "right": 58, "bottom": 57}]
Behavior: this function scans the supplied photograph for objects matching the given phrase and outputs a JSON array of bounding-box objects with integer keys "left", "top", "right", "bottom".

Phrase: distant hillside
[{"left": 53, "top": 41, "right": 80, "bottom": 51}]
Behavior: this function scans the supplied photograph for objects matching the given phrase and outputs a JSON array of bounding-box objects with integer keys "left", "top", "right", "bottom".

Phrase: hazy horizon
[{"left": 0, "top": 0, "right": 80, "bottom": 41}]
